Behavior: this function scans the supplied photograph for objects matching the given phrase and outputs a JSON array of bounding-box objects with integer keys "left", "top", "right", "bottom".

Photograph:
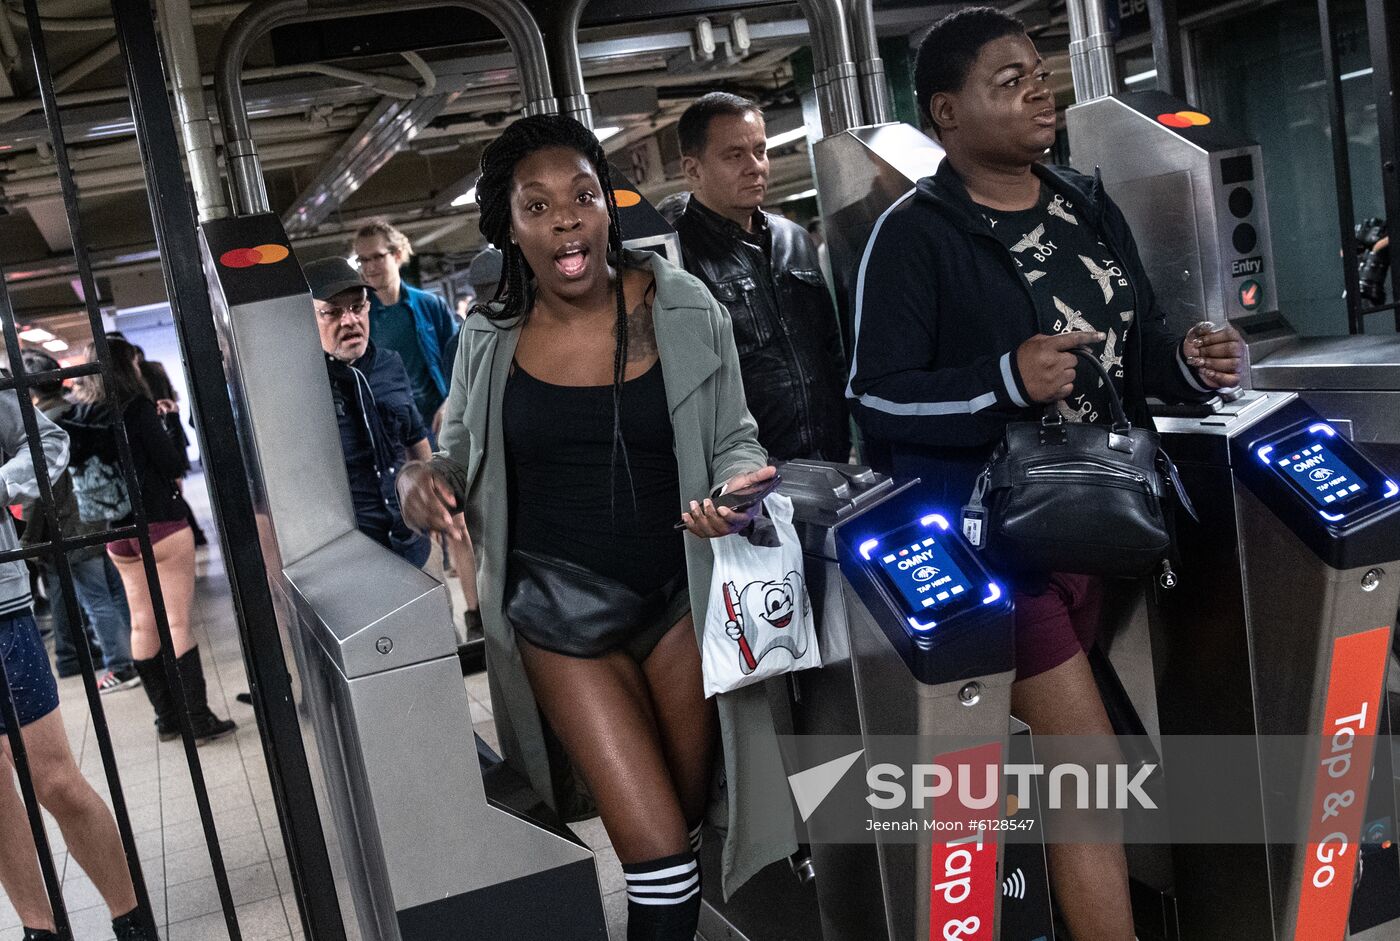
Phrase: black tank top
[{"left": 504, "top": 359, "right": 686, "bottom": 595}]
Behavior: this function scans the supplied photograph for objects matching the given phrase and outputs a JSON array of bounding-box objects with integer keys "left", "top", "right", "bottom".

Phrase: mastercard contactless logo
[
  {"left": 1157, "top": 110, "right": 1211, "bottom": 129},
  {"left": 220, "top": 243, "right": 291, "bottom": 268}
]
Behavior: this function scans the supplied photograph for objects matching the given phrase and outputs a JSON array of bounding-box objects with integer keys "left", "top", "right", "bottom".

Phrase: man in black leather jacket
[{"left": 674, "top": 93, "right": 850, "bottom": 463}]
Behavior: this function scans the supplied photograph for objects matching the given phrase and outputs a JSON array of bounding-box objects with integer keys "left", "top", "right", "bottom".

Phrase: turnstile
[
  {"left": 699, "top": 462, "right": 1054, "bottom": 941},
  {"left": 1127, "top": 391, "right": 1400, "bottom": 941},
  {"left": 199, "top": 213, "right": 608, "bottom": 940},
  {"left": 1067, "top": 89, "right": 1400, "bottom": 454}
]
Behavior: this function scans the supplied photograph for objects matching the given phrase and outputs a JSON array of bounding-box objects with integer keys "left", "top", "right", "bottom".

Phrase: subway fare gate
[
  {"left": 199, "top": 213, "right": 608, "bottom": 941},
  {"left": 698, "top": 462, "right": 1056, "bottom": 941},
  {"left": 1121, "top": 391, "right": 1400, "bottom": 941}
]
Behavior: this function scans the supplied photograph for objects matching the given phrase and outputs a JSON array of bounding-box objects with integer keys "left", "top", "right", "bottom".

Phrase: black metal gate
[{"left": 0, "top": 1, "right": 342, "bottom": 939}]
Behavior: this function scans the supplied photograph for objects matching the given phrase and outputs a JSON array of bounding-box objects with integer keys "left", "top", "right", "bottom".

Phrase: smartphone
[{"left": 674, "top": 473, "right": 783, "bottom": 529}]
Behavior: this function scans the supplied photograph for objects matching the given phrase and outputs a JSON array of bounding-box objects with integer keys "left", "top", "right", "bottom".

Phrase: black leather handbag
[
  {"left": 965, "top": 348, "right": 1191, "bottom": 582},
  {"left": 504, "top": 549, "right": 672, "bottom": 658}
]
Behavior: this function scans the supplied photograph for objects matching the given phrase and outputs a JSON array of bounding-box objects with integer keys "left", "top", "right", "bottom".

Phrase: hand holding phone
[{"left": 676, "top": 468, "right": 782, "bottom": 536}]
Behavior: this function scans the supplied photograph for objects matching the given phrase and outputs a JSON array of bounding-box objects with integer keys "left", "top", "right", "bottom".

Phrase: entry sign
[
  {"left": 1294, "top": 626, "right": 1392, "bottom": 940},
  {"left": 930, "top": 742, "right": 1001, "bottom": 940}
]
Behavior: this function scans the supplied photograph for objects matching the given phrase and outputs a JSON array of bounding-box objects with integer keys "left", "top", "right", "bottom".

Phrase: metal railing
[
  {"left": 0, "top": 1, "right": 346, "bottom": 937},
  {"left": 0, "top": 1, "right": 235, "bottom": 936}
]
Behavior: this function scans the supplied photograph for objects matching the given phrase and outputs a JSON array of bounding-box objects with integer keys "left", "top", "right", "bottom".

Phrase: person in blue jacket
[
  {"left": 305, "top": 256, "right": 432, "bottom": 567},
  {"left": 351, "top": 218, "right": 458, "bottom": 437},
  {"left": 847, "top": 9, "right": 1245, "bottom": 939}
]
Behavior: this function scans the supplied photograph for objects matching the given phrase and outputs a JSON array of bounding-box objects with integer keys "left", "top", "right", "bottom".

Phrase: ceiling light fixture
[
  {"left": 43, "top": 339, "right": 68, "bottom": 352},
  {"left": 451, "top": 186, "right": 478, "bottom": 208},
  {"left": 595, "top": 126, "right": 623, "bottom": 142},
  {"left": 18, "top": 327, "right": 54, "bottom": 343}
]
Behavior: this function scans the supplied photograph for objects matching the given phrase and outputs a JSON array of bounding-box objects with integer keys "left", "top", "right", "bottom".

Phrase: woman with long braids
[{"left": 397, "top": 114, "right": 798, "bottom": 939}]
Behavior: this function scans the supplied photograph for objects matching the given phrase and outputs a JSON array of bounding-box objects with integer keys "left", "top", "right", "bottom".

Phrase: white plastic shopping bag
[{"left": 702, "top": 492, "right": 820, "bottom": 697}]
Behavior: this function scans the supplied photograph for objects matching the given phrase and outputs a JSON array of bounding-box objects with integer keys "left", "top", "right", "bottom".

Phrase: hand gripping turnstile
[
  {"left": 1128, "top": 391, "right": 1400, "bottom": 941},
  {"left": 198, "top": 214, "right": 608, "bottom": 940},
  {"left": 698, "top": 462, "right": 1055, "bottom": 941}
]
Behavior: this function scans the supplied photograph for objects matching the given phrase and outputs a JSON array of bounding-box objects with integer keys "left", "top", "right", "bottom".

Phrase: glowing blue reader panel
[
  {"left": 1255, "top": 423, "right": 1398, "bottom": 523},
  {"left": 858, "top": 514, "right": 1000, "bottom": 633}
]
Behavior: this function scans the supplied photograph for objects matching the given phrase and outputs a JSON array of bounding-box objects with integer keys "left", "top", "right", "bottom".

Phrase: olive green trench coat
[{"left": 435, "top": 250, "right": 799, "bottom": 898}]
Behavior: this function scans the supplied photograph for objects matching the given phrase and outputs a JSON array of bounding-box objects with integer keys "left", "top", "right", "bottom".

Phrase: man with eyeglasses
[
  {"left": 304, "top": 257, "right": 432, "bottom": 567},
  {"left": 351, "top": 218, "right": 458, "bottom": 438}
]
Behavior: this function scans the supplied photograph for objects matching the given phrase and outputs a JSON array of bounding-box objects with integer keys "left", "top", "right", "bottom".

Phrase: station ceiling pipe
[
  {"left": 158, "top": 0, "right": 230, "bottom": 221},
  {"left": 214, "top": 0, "right": 557, "bottom": 216},
  {"left": 846, "top": 0, "right": 890, "bottom": 124},
  {"left": 793, "top": 0, "right": 862, "bottom": 135},
  {"left": 1065, "top": 0, "right": 1119, "bottom": 101},
  {"left": 546, "top": 0, "right": 591, "bottom": 129}
]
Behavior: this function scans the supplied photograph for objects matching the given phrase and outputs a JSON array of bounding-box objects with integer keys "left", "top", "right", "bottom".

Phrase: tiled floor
[{"left": 0, "top": 474, "right": 629, "bottom": 941}]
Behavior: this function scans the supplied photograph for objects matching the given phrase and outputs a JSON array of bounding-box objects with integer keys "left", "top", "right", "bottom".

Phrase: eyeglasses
[
  {"left": 355, "top": 250, "right": 392, "bottom": 266},
  {"left": 317, "top": 299, "right": 370, "bottom": 320}
]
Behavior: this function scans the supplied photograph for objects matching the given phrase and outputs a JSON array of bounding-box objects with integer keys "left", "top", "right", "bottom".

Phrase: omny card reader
[
  {"left": 843, "top": 512, "right": 1012, "bottom": 672},
  {"left": 1240, "top": 410, "right": 1400, "bottom": 569}
]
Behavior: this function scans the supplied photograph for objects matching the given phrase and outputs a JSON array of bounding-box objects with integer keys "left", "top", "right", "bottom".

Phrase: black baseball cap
[{"left": 303, "top": 257, "right": 370, "bottom": 301}]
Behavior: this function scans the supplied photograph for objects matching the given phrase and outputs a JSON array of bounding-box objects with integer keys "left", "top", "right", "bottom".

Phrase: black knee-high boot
[
  {"left": 175, "top": 646, "right": 237, "bottom": 743},
  {"left": 623, "top": 850, "right": 702, "bottom": 941},
  {"left": 132, "top": 655, "right": 178, "bottom": 738}
]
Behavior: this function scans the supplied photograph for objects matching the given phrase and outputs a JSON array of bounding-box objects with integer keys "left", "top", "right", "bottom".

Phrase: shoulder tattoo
[{"left": 623, "top": 279, "right": 659, "bottom": 362}]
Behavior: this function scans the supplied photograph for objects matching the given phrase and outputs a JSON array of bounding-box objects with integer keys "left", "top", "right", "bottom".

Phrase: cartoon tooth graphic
[{"left": 721, "top": 572, "right": 811, "bottom": 675}]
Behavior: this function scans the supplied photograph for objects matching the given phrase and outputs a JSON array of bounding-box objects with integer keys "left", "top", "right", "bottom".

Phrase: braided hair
[{"left": 474, "top": 113, "right": 636, "bottom": 517}]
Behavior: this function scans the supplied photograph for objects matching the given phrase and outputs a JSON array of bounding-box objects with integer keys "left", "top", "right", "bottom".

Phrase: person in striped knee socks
[
  {"left": 623, "top": 852, "right": 702, "bottom": 938},
  {"left": 397, "top": 114, "right": 788, "bottom": 941}
]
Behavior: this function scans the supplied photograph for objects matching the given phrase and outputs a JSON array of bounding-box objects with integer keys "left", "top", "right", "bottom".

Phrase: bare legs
[
  {"left": 0, "top": 709, "right": 138, "bottom": 930},
  {"left": 516, "top": 614, "right": 717, "bottom": 863},
  {"left": 1012, "top": 651, "right": 1134, "bottom": 941},
  {"left": 109, "top": 528, "right": 196, "bottom": 661}
]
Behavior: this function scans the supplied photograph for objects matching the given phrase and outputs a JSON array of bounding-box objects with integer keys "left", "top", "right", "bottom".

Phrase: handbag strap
[{"left": 1042, "top": 346, "right": 1131, "bottom": 434}]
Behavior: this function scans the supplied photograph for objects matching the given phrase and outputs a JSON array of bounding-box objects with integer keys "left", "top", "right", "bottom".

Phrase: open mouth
[
  {"left": 554, "top": 242, "right": 589, "bottom": 279},
  {"left": 768, "top": 613, "right": 793, "bottom": 629}
]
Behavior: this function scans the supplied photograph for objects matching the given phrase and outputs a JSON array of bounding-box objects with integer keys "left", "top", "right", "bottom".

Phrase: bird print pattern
[{"left": 982, "top": 185, "right": 1136, "bottom": 424}]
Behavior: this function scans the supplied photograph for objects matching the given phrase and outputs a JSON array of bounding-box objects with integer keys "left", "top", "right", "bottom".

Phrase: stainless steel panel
[
  {"left": 1236, "top": 487, "right": 1400, "bottom": 941},
  {"left": 811, "top": 124, "right": 945, "bottom": 339},
  {"left": 846, "top": 597, "right": 1013, "bottom": 941},
  {"left": 1251, "top": 335, "right": 1400, "bottom": 391},
  {"left": 208, "top": 290, "right": 356, "bottom": 567},
  {"left": 282, "top": 530, "right": 454, "bottom": 678},
  {"left": 1108, "top": 170, "right": 1209, "bottom": 333},
  {"left": 344, "top": 658, "right": 594, "bottom": 910},
  {"left": 1067, "top": 96, "right": 1282, "bottom": 361}
]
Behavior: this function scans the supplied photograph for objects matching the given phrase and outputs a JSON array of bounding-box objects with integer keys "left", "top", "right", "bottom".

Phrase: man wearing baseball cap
[{"left": 303, "top": 256, "right": 431, "bottom": 567}]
